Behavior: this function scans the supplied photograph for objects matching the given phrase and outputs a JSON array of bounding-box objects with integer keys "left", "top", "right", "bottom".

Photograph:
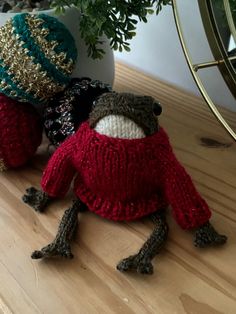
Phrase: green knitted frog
[{"left": 23, "top": 92, "right": 227, "bottom": 275}]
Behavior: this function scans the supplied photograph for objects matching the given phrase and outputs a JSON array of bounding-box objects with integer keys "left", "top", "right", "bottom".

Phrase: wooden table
[{"left": 0, "top": 63, "right": 236, "bottom": 314}]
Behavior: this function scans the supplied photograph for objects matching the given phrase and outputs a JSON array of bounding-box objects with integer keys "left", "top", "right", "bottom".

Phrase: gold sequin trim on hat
[
  {"left": 0, "top": 159, "right": 7, "bottom": 171},
  {"left": 0, "top": 20, "right": 65, "bottom": 102},
  {"left": 25, "top": 15, "right": 74, "bottom": 75}
]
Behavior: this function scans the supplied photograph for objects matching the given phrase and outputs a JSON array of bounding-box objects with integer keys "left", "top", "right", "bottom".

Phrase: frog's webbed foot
[
  {"left": 194, "top": 221, "right": 227, "bottom": 248},
  {"left": 31, "top": 200, "right": 86, "bottom": 260},
  {"left": 32, "top": 240, "right": 74, "bottom": 259},
  {"left": 117, "top": 210, "right": 169, "bottom": 275},
  {"left": 117, "top": 254, "right": 154, "bottom": 274},
  {"left": 22, "top": 187, "right": 51, "bottom": 212}
]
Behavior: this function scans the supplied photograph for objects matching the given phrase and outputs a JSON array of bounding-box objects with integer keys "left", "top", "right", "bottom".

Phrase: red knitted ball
[{"left": 0, "top": 94, "right": 43, "bottom": 171}]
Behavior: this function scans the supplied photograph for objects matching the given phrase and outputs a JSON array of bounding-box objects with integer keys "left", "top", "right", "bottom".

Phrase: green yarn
[
  {"left": 0, "top": 13, "right": 78, "bottom": 104},
  {"left": 38, "top": 14, "right": 77, "bottom": 63},
  {"left": 13, "top": 14, "right": 70, "bottom": 86}
]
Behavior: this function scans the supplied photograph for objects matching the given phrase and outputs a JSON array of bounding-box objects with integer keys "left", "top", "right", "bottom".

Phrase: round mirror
[{"left": 172, "top": 0, "right": 236, "bottom": 140}]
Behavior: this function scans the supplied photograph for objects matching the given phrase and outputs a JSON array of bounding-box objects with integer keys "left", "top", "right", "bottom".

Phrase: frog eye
[{"left": 153, "top": 101, "right": 162, "bottom": 116}]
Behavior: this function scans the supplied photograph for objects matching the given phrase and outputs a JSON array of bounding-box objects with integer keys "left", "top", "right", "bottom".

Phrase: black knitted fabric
[{"left": 44, "top": 77, "right": 112, "bottom": 146}]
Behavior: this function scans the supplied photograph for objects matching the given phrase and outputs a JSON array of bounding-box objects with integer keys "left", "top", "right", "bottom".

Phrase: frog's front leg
[
  {"left": 117, "top": 210, "right": 169, "bottom": 275},
  {"left": 194, "top": 221, "right": 227, "bottom": 248},
  {"left": 31, "top": 199, "right": 87, "bottom": 259},
  {"left": 22, "top": 187, "right": 52, "bottom": 213}
]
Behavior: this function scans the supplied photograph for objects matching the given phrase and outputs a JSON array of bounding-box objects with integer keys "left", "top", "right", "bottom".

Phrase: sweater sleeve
[
  {"left": 159, "top": 142, "right": 211, "bottom": 230},
  {"left": 41, "top": 134, "right": 77, "bottom": 198}
]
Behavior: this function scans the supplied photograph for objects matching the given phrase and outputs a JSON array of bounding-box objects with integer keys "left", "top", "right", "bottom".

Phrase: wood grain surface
[{"left": 0, "top": 62, "right": 236, "bottom": 314}]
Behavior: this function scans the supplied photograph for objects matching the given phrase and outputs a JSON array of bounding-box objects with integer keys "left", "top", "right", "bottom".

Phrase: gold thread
[
  {"left": 25, "top": 15, "right": 74, "bottom": 75},
  {"left": 0, "top": 21, "right": 65, "bottom": 101},
  {"left": 0, "top": 159, "right": 7, "bottom": 171}
]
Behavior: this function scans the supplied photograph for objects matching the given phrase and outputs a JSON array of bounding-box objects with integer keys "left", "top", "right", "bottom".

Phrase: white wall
[{"left": 114, "top": 1, "right": 236, "bottom": 111}]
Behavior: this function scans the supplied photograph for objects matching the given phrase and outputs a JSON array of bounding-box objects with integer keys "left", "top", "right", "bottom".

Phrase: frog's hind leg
[
  {"left": 31, "top": 199, "right": 87, "bottom": 259},
  {"left": 117, "top": 209, "right": 169, "bottom": 275}
]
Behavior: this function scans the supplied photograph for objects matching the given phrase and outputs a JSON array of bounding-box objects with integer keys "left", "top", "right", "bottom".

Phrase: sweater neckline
[{"left": 81, "top": 121, "right": 167, "bottom": 145}]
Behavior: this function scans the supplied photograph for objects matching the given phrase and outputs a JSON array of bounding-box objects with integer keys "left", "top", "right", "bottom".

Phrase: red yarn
[
  {"left": 0, "top": 94, "right": 43, "bottom": 169},
  {"left": 41, "top": 122, "right": 211, "bottom": 229}
]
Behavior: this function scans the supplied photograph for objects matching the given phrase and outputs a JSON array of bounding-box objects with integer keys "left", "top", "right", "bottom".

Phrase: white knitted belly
[{"left": 94, "top": 114, "right": 145, "bottom": 139}]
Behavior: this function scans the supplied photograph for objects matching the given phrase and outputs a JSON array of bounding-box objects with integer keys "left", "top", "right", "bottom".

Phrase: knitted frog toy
[{"left": 23, "top": 92, "right": 227, "bottom": 275}]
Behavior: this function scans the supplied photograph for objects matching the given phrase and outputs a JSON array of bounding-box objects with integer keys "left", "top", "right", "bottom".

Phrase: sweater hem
[{"left": 74, "top": 184, "right": 168, "bottom": 222}]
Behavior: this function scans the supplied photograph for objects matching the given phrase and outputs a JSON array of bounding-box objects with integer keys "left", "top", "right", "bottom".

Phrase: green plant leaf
[{"left": 53, "top": 0, "right": 171, "bottom": 59}]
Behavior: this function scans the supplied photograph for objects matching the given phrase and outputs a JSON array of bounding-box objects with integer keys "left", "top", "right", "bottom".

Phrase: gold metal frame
[{"left": 172, "top": 0, "right": 236, "bottom": 140}]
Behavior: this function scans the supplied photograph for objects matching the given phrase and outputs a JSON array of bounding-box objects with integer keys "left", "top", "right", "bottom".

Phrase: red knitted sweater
[{"left": 41, "top": 122, "right": 211, "bottom": 229}]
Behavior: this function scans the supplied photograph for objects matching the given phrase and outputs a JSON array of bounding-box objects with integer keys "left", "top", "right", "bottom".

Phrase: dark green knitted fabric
[
  {"left": 31, "top": 200, "right": 86, "bottom": 259},
  {"left": 117, "top": 210, "right": 169, "bottom": 274},
  {"left": 89, "top": 92, "right": 162, "bottom": 136}
]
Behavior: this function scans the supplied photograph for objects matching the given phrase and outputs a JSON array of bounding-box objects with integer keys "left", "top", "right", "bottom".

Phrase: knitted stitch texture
[
  {"left": 90, "top": 93, "right": 162, "bottom": 136},
  {"left": 0, "top": 94, "right": 42, "bottom": 170},
  {"left": 94, "top": 114, "right": 146, "bottom": 139},
  {"left": 0, "top": 13, "right": 77, "bottom": 105},
  {"left": 44, "top": 78, "right": 112, "bottom": 146},
  {"left": 41, "top": 122, "right": 211, "bottom": 229}
]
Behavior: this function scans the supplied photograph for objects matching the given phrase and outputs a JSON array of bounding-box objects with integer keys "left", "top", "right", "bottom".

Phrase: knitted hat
[
  {"left": 89, "top": 92, "right": 162, "bottom": 136},
  {"left": 0, "top": 94, "right": 43, "bottom": 170},
  {"left": 0, "top": 13, "right": 77, "bottom": 105},
  {"left": 44, "top": 77, "right": 112, "bottom": 146}
]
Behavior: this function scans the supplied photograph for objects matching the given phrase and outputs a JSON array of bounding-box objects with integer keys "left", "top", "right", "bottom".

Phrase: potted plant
[
  {"left": 51, "top": 0, "right": 171, "bottom": 58},
  {"left": 52, "top": 0, "right": 171, "bottom": 84}
]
